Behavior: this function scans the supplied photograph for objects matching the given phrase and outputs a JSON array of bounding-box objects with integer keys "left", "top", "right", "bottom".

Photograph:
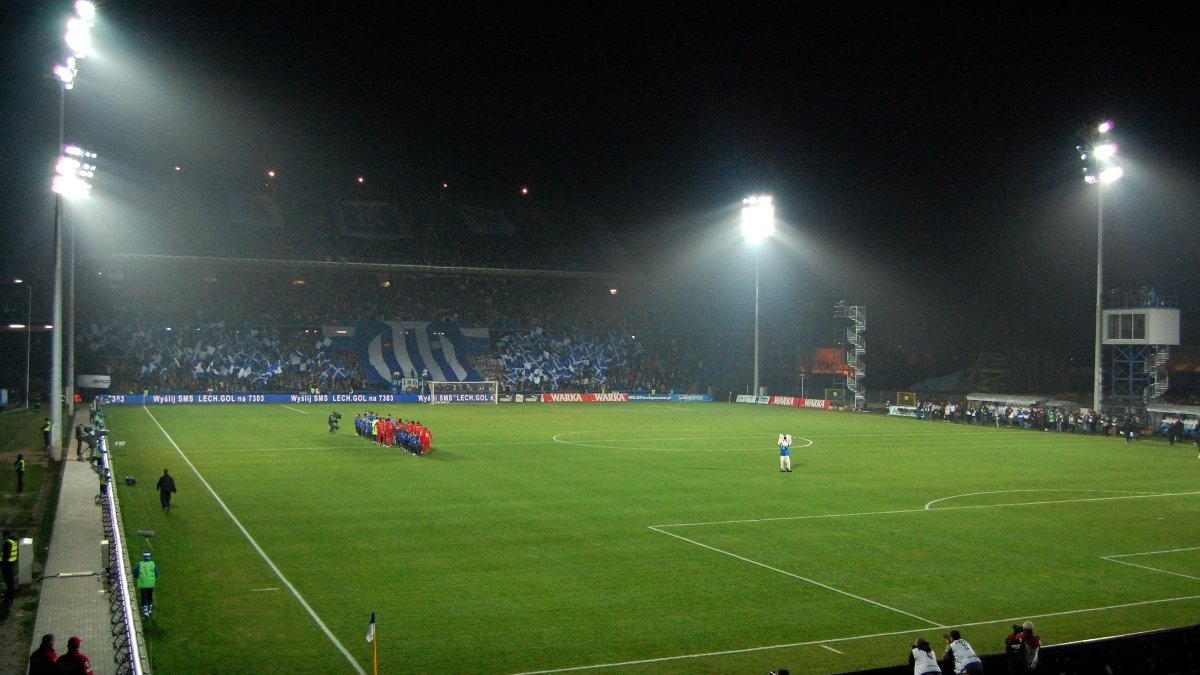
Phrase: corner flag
[{"left": 367, "top": 611, "right": 378, "bottom": 675}]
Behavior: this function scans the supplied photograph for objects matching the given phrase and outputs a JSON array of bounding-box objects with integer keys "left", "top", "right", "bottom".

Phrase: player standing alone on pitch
[{"left": 778, "top": 433, "right": 792, "bottom": 472}]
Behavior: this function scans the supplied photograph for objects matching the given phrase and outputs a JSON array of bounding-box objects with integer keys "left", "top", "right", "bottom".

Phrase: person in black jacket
[{"left": 156, "top": 469, "right": 177, "bottom": 513}]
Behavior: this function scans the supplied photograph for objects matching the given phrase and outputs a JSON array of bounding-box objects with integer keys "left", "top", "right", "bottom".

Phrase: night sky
[{"left": 2, "top": 1, "right": 1198, "bottom": 390}]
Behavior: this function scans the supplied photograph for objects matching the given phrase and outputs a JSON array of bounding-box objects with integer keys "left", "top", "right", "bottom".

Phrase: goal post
[{"left": 427, "top": 381, "right": 499, "bottom": 404}]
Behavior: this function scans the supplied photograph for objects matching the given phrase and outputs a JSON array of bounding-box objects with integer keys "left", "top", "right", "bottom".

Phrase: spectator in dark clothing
[
  {"left": 29, "top": 633, "right": 58, "bottom": 674},
  {"left": 156, "top": 469, "right": 177, "bottom": 512},
  {"left": 54, "top": 636, "right": 94, "bottom": 674}
]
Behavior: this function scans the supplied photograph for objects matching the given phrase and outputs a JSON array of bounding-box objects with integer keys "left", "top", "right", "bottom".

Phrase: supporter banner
[
  {"left": 767, "top": 396, "right": 832, "bottom": 410},
  {"left": 541, "top": 392, "right": 629, "bottom": 403},
  {"left": 1157, "top": 419, "right": 1198, "bottom": 438},
  {"left": 77, "top": 374, "right": 112, "bottom": 389},
  {"left": 888, "top": 405, "right": 920, "bottom": 418},
  {"left": 331, "top": 201, "right": 414, "bottom": 240},
  {"left": 97, "top": 393, "right": 429, "bottom": 405},
  {"left": 629, "top": 393, "right": 714, "bottom": 402},
  {"left": 354, "top": 321, "right": 490, "bottom": 385}
]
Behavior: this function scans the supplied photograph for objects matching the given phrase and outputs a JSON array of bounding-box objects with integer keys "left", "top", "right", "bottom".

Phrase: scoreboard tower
[{"left": 1102, "top": 291, "right": 1179, "bottom": 415}]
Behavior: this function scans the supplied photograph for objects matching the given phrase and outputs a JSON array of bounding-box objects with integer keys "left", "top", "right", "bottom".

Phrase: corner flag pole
[{"left": 366, "top": 611, "right": 377, "bottom": 675}]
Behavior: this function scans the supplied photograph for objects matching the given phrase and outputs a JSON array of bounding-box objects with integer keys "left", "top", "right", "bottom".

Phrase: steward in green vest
[{"left": 134, "top": 552, "right": 158, "bottom": 618}]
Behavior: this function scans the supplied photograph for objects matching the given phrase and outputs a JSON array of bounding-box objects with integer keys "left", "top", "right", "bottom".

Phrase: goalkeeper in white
[{"left": 778, "top": 433, "right": 793, "bottom": 472}]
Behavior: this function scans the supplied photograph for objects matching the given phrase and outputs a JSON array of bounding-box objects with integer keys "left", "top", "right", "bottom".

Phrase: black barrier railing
[{"left": 834, "top": 624, "right": 1200, "bottom": 675}]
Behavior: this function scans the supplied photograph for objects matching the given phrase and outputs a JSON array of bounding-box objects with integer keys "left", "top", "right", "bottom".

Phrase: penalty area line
[
  {"left": 140, "top": 405, "right": 365, "bottom": 675},
  {"left": 281, "top": 405, "right": 310, "bottom": 414},
  {"left": 506, "top": 593, "right": 1200, "bottom": 674},
  {"left": 648, "top": 525, "right": 941, "bottom": 627}
]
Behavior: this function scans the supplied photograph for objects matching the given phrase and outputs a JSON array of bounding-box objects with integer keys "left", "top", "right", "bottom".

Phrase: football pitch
[{"left": 105, "top": 402, "right": 1200, "bottom": 674}]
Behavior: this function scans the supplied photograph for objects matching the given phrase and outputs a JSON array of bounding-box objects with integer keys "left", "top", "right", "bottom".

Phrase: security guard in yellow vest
[
  {"left": 41, "top": 418, "right": 51, "bottom": 449},
  {"left": 1, "top": 530, "right": 17, "bottom": 598}
]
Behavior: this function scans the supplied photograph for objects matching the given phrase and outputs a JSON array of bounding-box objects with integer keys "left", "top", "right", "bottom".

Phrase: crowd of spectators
[
  {"left": 72, "top": 264, "right": 711, "bottom": 394},
  {"left": 913, "top": 400, "right": 1172, "bottom": 438}
]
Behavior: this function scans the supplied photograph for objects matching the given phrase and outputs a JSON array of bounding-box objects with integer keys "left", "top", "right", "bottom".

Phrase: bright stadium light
[
  {"left": 1077, "top": 119, "right": 1124, "bottom": 414},
  {"left": 52, "top": 147, "right": 97, "bottom": 199},
  {"left": 50, "top": 0, "right": 97, "bottom": 460},
  {"left": 741, "top": 195, "right": 775, "bottom": 244},
  {"left": 741, "top": 194, "right": 776, "bottom": 397},
  {"left": 75, "top": 0, "right": 96, "bottom": 22}
]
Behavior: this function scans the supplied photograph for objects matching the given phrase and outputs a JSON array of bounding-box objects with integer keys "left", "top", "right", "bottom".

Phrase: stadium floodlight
[
  {"left": 52, "top": 147, "right": 97, "bottom": 199},
  {"left": 740, "top": 195, "right": 775, "bottom": 244},
  {"left": 1077, "top": 119, "right": 1124, "bottom": 414},
  {"left": 75, "top": 1, "right": 96, "bottom": 22},
  {"left": 50, "top": 0, "right": 97, "bottom": 460},
  {"left": 53, "top": 58, "right": 78, "bottom": 89},
  {"left": 741, "top": 194, "right": 776, "bottom": 397}
]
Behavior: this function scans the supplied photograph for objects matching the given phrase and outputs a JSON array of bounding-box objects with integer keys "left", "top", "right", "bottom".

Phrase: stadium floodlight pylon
[{"left": 428, "top": 380, "right": 499, "bottom": 404}]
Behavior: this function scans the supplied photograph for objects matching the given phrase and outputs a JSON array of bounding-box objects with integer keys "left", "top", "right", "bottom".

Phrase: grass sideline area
[{"left": 104, "top": 402, "right": 1200, "bottom": 674}]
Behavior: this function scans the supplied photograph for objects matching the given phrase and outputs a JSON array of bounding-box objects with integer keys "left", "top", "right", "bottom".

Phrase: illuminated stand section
[
  {"left": 834, "top": 301, "right": 866, "bottom": 411},
  {"left": 1102, "top": 290, "right": 1179, "bottom": 415},
  {"left": 428, "top": 380, "right": 499, "bottom": 404}
]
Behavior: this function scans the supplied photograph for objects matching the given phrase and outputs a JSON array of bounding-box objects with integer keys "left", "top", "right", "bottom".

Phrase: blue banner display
[
  {"left": 96, "top": 391, "right": 703, "bottom": 405},
  {"left": 349, "top": 321, "right": 490, "bottom": 385},
  {"left": 628, "top": 393, "right": 713, "bottom": 402},
  {"left": 98, "top": 393, "right": 434, "bottom": 405}
]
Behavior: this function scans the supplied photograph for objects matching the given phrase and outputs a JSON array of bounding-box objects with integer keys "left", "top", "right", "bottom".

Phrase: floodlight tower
[
  {"left": 741, "top": 195, "right": 775, "bottom": 397},
  {"left": 50, "top": 0, "right": 94, "bottom": 459},
  {"left": 14, "top": 280, "right": 33, "bottom": 410},
  {"left": 1077, "top": 120, "right": 1124, "bottom": 413}
]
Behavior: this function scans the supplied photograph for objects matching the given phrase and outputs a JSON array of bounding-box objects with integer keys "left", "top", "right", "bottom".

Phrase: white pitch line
[
  {"left": 505, "top": 593, "right": 1200, "bottom": 674},
  {"left": 647, "top": 525, "right": 942, "bottom": 627},
  {"left": 1101, "top": 556, "right": 1200, "bottom": 582},
  {"left": 141, "top": 406, "right": 365, "bottom": 675},
  {"left": 1105, "top": 545, "right": 1200, "bottom": 559},
  {"left": 923, "top": 488, "right": 1160, "bottom": 510},
  {"left": 281, "top": 405, "right": 310, "bottom": 415},
  {"left": 1101, "top": 545, "right": 1200, "bottom": 582},
  {"left": 250, "top": 587, "right": 280, "bottom": 592},
  {"left": 652, "top": 489, "right": 1200, "bottom": 529},
  {"left": 821, "top": 644, "right": 843, "bottom": 654}
]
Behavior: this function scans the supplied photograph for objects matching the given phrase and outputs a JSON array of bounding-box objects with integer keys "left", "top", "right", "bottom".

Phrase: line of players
[{"left": 352, "top": 412, "right": 432, "bottom": 455}]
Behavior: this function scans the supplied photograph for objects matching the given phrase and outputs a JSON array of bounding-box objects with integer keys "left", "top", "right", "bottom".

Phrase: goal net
[{"left": 427, "top": 381, "right": 499, "bottom": 404}]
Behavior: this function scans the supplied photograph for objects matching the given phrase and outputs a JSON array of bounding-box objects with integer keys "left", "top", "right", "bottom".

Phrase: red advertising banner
[
  {"left": 541, "top": 392, "right": 630, "bottom": 403},
  {"left": 767, "top": 396, "right": 831, "bottom": 409}
]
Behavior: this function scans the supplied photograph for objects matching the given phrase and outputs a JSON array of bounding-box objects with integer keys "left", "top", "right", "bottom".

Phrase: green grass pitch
[{"left": 105, "top": 402, "right": 1200, "bottom": 674}]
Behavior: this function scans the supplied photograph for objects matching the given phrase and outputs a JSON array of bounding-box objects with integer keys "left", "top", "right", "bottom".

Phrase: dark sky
[{"left": 3, "top": 1, "right": 1199, "bottom": 389}]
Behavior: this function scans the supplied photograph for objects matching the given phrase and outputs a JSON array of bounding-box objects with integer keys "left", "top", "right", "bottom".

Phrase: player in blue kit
[{"left": 778, "top": 433, "right": 792, "bottom": 472}]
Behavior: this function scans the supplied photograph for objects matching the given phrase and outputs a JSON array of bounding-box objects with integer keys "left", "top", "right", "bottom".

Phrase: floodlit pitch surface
[{"left": 107, "top": 402, "right": 1200, "bottom": 674}]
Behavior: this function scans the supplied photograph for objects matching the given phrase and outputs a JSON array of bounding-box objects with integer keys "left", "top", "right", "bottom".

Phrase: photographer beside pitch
[
  {"left": 908, "top": 637, "right": 942, "bottom": 675},
  {"left": 943, "top": 629, "right": 984, "bottom": 674},
  {"left": 1004, "top": 621, "right": 1041, "bottom": 672}
]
